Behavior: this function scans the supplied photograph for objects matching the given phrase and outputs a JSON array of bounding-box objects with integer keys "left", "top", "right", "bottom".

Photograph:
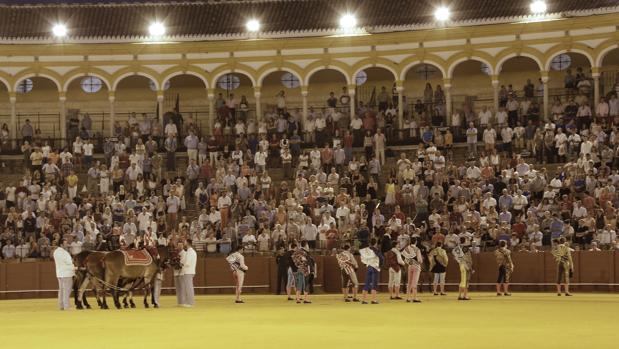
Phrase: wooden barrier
[{"left": 0, "top": 252, "right": 617, "bottom": 300}]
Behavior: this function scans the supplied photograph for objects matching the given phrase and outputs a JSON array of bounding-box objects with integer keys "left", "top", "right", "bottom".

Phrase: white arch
[
  {"left": 447, "top": 56, "right": 494, "bottom": 78},
  {"left": 63, "top": 73, "right": 112, "bottom": 92},
  {"left": 596, "top": 44, "right": 619, "bottom": 68},
  {"left": 112, "top": 72, "right": 159, "bottom": 91},
  {"left": 304, "top": 66, "right": 351, "bottom": 86},
  {"left": 544, "top": 49, "right": 595, "bottom": 71},
  {"left": 399, "top": 60, "right": 447, "bottom": 81},
  {"left": 0, "top": 76, "right": 10, "bottom": 92},
  {"left": 495, "top": 53, "right": 543, "bottom": 75},
  {"left": 13, "top": 74, "right": 62, "bottom": 92},
  {"left": 352, "top": 64, "right": 398, "bottom": 83},
  {"left": 257, "top": 68, "right": 303, "bottom": 87},
  {"left": 162, "top": 70, "right": 210, "bottom": 90},
  {"left": 211, "top": 69, "right": 256, "bottom": 89}
]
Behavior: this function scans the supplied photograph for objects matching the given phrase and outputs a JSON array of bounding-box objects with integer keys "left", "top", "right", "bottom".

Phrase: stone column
[
  {"left": 301, "top": 87, "right": 308, "bottom": 126},
  {"left": 59, "top": 93, "right": 67, "bottom": 146},
  {"left": 592, "top": 68, "right": 601, "bottom": 116},
  {"left": 541, "top": 71, "right": 549, "bottom": 121},
  {"left": 254, "top": 86, "right": 262, "bottom": 120},
  {"left": 444, "top": 78, "right": 452, "bottom": 126},
  {"left": 157, "top": 91, "right": 164, "bottom": 121},
  {"left": 108, "top": 91, "right": 115, "bottom": 137},
  {"left": 9, "top": 93, "right": 16, "bottom": 148},
  {"left": 348, "top": 84, "right": 356, "bottom": 118},
  {"left": 207, "top": 92, "right": 215, "bottom": 135},
  {"left": 491, "top": 76, "right": 500, "bottom": 113},
  {"left": 396, "top": 81, "right": 405, "bottom": 128}
]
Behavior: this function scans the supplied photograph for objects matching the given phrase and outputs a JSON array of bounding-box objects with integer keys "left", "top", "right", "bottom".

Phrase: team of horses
[{"left": 72, "top": 245, "right": 180, "bottom": 310}]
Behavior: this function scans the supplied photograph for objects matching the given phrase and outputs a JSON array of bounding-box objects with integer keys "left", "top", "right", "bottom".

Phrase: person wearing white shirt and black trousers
[
  {"left": 180, "top": 239, "right": 197, "bottom": 307},
  {"left": 226, "top": 246, "right": 249, "bottom": 303},
  {"left": 53, "top": 238, "right": 75, "bottom": 310}
]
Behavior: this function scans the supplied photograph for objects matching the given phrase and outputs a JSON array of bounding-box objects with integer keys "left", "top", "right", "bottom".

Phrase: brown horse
[
  {"left": 102, "top": 245, "right": 174, "bottom": 309},
  {"left": 76, "top": 250, "right": 109, "bottom": 309},
  {"left": 73, "top": 250, "right": 95, "bottom": 309}
]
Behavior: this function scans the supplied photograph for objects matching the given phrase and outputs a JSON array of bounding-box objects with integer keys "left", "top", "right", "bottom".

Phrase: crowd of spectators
[{"left": 2, "top": 72, "right": 619, "bottom": 264}]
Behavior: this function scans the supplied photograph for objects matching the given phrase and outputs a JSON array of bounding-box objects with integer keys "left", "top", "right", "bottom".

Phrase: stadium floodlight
[
  {"left": 339, "top": 14, "right": 357, "bottom": 30},
  {"left": 246, "top": 19, "right": 261, "bottom": 32},
  {"left": 530, "top": 1, "right": 547, "bottom": 14},
  {"left": 434, "top": 6, "right": 451, "bottom": 22},
  {"left": 148, "top": 22, "right": 166, "bottom": 37},
  {"left": 52, "top": 23, "right": 68, "bottom": 38}
]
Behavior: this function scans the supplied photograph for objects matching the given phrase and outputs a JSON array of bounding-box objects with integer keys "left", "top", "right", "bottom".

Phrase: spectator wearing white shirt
[
  {"left": 483, "top": 125, "right": 496, "bottom": 152},
  {"left": 528, "top": 226, "right": 543, "bottom": 249},
  {"left": 501, "top": 126, "right": 513, "bottom": 156},
  {"left": 164, "top": 120, "right": 178, "bottom": 138},
  {"left": 478, "top": 106, "right": 492, "bottom": 127}
]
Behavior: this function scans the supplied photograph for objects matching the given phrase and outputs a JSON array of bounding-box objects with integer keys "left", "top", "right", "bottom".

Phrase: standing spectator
[
  {"left": 466, "top": 122, "right": 478, "bottom": 157},
  {"left": 373, "top": 128, "right": 386, "bottom": 166},
  {"left": 184, "top": 130, "right": 199, "bottom": 164},
  {"left": 164, "top": 134, "right": 177, "bottom": 171}
]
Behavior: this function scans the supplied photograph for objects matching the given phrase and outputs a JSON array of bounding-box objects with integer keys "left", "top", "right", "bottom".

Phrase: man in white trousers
[
  {"left": 174, "top": 241, "right": 185, "bottom": 306},
  {"left": 226, "top": 245, "right": 249, "bottom": 303},
  {"left": 180, "top": 239, "right": 197, "bottom": 307},
  {"left": 53, "top": 238, "right": 75, "bottom": 310}
]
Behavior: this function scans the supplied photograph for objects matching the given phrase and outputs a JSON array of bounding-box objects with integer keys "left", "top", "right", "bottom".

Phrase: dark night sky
[{"left": 0, "top": 1, "right": 195, "bottom": 3}]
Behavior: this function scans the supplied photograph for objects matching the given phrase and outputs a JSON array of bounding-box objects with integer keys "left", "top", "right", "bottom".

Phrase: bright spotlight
[
  {"left": 246, "top": 19, "right": 261, "bottom": 32},
  {"left": 148, "top": 22, "right": 166, "bottom": 37},
  {"left": 339, "top": 14, "right": 357, "bottom": 29},
  {"left": 52, "top": 23, "right": 67, "bottom": 37},
  {"left": 530, "top": 1, "right": 547, "bottom": 14},
  {"left": 434, "top": 6, "right": 451, "bottom": 21}
]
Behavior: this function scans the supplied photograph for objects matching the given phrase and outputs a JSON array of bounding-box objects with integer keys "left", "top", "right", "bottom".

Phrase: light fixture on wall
[
  {"left": 246, "top": 19, "right": 261, "bottom": 32},
  {"left": 434, "top": 6, "right": 451, "bottom": 22},
  {"left": 530, "top": 1, "right": 547, "bottom": 14},
  {"left": 148, "top": 22, "right": 166, "bottom": 37},
  {"left": 52, "top": 23, "right": 68, "bottom": 38}
]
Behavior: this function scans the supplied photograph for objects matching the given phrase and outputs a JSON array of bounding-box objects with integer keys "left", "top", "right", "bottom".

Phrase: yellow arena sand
[{"left": 0, "top": 293, "right": 617, "bottom": 349}]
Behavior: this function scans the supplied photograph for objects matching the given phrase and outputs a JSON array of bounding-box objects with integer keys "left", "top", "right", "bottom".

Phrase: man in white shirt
[
  {"left": 180, "top": 239, "right": 197, "bottom": 307},
  {"left": 466, "top": 122, "right": 478, "bottom": 157},
  {"left": 501, "top": 126, "right": 514, "bottom": 156},
  {"left": 496, "top": 107, "right": 508, "bottom": 127},
  {"left": 478, "top": 106, "right": 492, "bottom": 127},
  {"left": 528, "top": 226, "right": 543, "bottom": 249},
  {"left": 483, "top": 125, "right": 496, "bottom": 152},
  {"left": 373, "top": 128, "right": 387, "bottom": 165},
  {"left": 83, "top": 140, "right": 94, "bottom": 168},
  {"left": 53, "top": 238, "right": 75, "bottom": 310},
  {"left": 254, "top": 150, "right": 267, "bottom": 173}
]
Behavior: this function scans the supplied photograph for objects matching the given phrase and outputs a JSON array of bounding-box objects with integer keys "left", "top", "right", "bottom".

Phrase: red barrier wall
[{"left": 0, "top": 252, "right": 617, "bottom": 300}]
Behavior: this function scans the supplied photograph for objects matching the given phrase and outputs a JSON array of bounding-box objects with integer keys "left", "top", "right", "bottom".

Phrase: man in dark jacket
[{"left": 275, "top": 246, "right": 291, "bottom": 297}]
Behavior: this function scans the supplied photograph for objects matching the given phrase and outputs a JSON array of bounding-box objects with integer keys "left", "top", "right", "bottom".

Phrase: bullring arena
[{"left": 1, "top": 1, "right": 619, "bottom": 348}]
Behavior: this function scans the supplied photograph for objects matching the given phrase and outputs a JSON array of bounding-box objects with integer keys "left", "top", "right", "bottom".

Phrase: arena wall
[{"left": 0, "top": 251, "right": 617, "bottom": 300}]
